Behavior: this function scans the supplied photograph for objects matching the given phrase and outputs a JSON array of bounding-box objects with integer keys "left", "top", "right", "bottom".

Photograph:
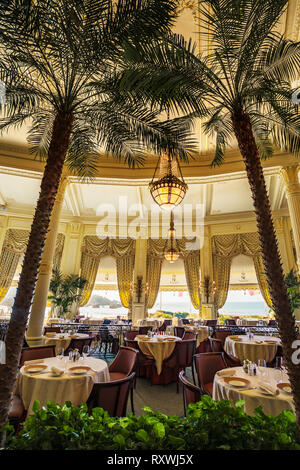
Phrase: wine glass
[
  {"left": 257, "top": 359, "right": 267, "bottom": 378},
  {"left": 82, "top": 345, "right": 90, "bottom": 360},
  {"left": 275, "top": 356, "right": 284, "bottom": 382}
]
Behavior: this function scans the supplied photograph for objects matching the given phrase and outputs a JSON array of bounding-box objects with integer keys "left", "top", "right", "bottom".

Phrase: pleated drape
[
  {"left": 212, "top": 232, "right": 272, "bottom": 310},
  {"left": 79, "top": 236, "right": 136, "bottom": 307}
]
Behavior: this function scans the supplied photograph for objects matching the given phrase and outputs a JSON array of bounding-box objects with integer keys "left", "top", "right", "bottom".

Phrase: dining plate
[
  {"left": 264, "top": 340, "right": 277, "bottom": 344},
  {"left": 224, "top": 377, "right": 250, "bottom": 387},
  {"left": 68, "top": 366, "right": 92, "bottom": 375},
  {"left": 24, "top": 364, "right": 48, "bottom": 373},
  {"left": 229, "top": 336, "right": 240, "bottom": 341},
  {"left": 277, "top": 383, "right": 292, "bottom": 394}
]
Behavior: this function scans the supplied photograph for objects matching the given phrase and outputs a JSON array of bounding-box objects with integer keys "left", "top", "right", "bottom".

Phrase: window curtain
[
  {"left": 79, "top": 236, "right": 135, "bottom": 307},
  {"left": 145, "top": 237, "right": 201, "bottom": 310},
  {"left": 177, "top": 238, "right": 201, "bottom": 310},
  {"left": 0, "top": 229, "right": 29, "bottom": 302},
  {"left": 0, "top": 229, "right": 65, "bottom": 304},
  {"left": 212, "top": 232, "right": 272, "bottom": 310}
]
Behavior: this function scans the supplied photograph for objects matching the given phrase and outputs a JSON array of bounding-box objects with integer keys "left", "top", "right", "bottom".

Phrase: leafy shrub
[{"left": 4, "top": 396, "right": 300, "bottom": 450}]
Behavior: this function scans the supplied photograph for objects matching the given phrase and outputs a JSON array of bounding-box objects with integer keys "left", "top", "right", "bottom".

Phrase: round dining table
[
  {"left": 224, "top": 335, "right": 281, "bottom": 363},
  {"left": 213, "top": 366, "right": 294, "bottom": 416},
  {"left": 135, "top": 334, "right": 181, "bottom": 375},
  {"left": 15, "top": 356, "right": 110, "bottom": 416},
  {"left": 166, "top": 325, "right": 209, "bottom": 347},
  {"left": 41, "top": 332, "right": 90, "bottom": 354}
]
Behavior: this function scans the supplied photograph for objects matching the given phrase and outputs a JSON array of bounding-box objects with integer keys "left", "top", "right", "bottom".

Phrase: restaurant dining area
[{"left": 0, "top": 0, "right": 300, "bottom": 455}]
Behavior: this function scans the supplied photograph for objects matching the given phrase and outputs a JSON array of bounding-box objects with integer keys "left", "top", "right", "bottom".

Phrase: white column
[
  {"left": 131, "top": 238, "right": 148, "bottom": 325},
  {"left": 200, "top": 225, "right": 215, "bottom": 319},
  {"left": 60, "top": 222, "right": 84, "bottom": 276},
  {"left": 273, "top": 216, "right": 292, "bottom": 274},
  {"left": 281, "top": 165, "right": 300, "bottom": 273},
  {"left": 26, "top": 176, "right": 68, "bottom": 346}
]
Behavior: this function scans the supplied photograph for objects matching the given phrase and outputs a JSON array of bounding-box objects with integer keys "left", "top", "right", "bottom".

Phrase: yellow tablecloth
[
  {"left": 224, "top": 335, "right": 280, "bottom": 363},
  {"left": 213, "top": 367, "right": 294, "bottom": 416},
  {"left": 136, "top": 335, "right": 180, "bottom": 375},
  {"left": 41, "top": 333, "right": 90, "bottom": 354},
  {"left": 15, "top": 356, "right": 110, "bottom": 416},
  {"left": 166, "top": 326, "right": 209, "bottom": 347}
]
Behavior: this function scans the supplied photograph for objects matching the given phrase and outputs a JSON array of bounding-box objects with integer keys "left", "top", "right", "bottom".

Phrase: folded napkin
[
  {"left": 70, "top": 334, "right": 79, "bottom": 339},
  {"left": 216, "top": 369, "right": 236, "bottom": 377},
  {"left": 51, "top": 366, "right": 64, "bottom": 377},
  {"left": 24, "top": 359, "right": 45, "bottom": 366},
  {"left": 257, "top": 381, "right": 277, "bottom": 395}
]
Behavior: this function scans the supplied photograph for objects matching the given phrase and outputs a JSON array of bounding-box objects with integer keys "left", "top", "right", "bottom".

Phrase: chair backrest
[
  {"left": 214, "top": 330, "right": 232, "bottom": 346},
  {"left": 268, "top": 320, "right": 277, "bottom": 326},
  {"left": 103, "top": 319, "right": 111, "bottom": 325},
  {"left": 210, "top": 338, "right": 224, "bottom": 352},
  {"left": 108, "top": 346, "right": 138, "bottom": 375},
  {"left": 44, "top": 327, "right": 61, "bottom": 334},
  {"left": 225, "top": 319, "right": 236, "bottom": 326},
  {"left": 182, "top": 319, "right": 190, "bottom": 325},
  {"left": 64, "top": 337, "right": 93, "bottom": 355},
  {"left": 124, "top": 339, "right": 138, "bottom": 349},
  {"left": 197, "top": 337, "right": 212, "bottom": 353},
  {"left": 87, "top": 372, "right": 135, "bottom": 417},
  {"left": 159, "top": 320, "right": 171, "bottom": 331},
  {"left": 20, "top": 345, "right": 56, "bottom": 367},
  {"left": 176, "top": 339, "right": 196, "bottom": 368},
  {"left": 182, "top": 331, "right": 197, "bottom": 341},
  {"left": 138, "top": 326, "right": 152, "bottom": 335},
  {"left": 124, "top": 330, "right": 138, "bottom": 341},
  {"left": 194, "top": 352, "right": 227, "bottom": 388},
  {"left": 179, "top": 371, "right": 202, "bottom": 416},
  {"left": 205, "top": 320, "right": 217, "bottom": 327},
  {"left": 174, "top": 326, "right": 185, "bottom": 338}
]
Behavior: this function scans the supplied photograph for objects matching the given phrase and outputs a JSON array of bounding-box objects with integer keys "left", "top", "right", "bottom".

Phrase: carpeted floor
[{"left": 90, "top": 348, "right": 194, "bottom": 417}]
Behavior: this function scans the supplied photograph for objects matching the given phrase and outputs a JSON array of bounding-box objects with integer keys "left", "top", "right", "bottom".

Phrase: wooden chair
[
  {"left": 87, "top": 372, "right": 136, "bottom": 417},
  {"left": 182, "top": 331, "right": 197, "bottom": 341},
  {"left": 174, "top": 326, "right": 185, "bottom": 338},
  {"left": 196, "top": 337, "right": 212, "bottom": 354},
  {"left": 138, "top": 326, "right": 152, "bottom": 335},
  {"left": 44, "top": 326, "right": 61, "bottom": 334},
  {"left": 209, "top": 338, "right": 241, "bottom": 367},
  {"left": 225, "top": 319, "right": 236, "bottom": 326},
  {"left": 179, "top": 370, "right": 202, "bottom": 416},
  {"left": 108, "top": 346, "right": 138, "bottom": 413},
  {"left": 20, "top": 345, "right": 56, "bottom": 367},
  {"left": 64, "top": 336, "right": 94, "bottom": 355},
  {"left": 162, "top": 339, "right": 196, "bottom": 392},
  {"left": 214, "top": 329, "right": 232, "bottom": 346},
  {"left": 194, "top": 352, "right": 227, "bottom": 396},
  {"left": 205, "top": 320, "right": 217, "bottom": 327},
  {"left": 8, "top": 394, "right": 26, "bottom": 430}
]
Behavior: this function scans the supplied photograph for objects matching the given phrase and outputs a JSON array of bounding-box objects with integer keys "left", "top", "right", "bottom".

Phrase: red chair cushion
[
  {"left": 203, "top": 382, "right": 213, "bottom": 396},
  {"left": 8, "top": 395, "right": 25, "bottom": 418},
  {"left": 109, "top": 372, "right": 127, "bottom": 381}
]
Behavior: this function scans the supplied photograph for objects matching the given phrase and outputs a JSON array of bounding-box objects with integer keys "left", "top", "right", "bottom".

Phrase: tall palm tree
[
  {"left": 0, "top": 0, "right": 196, "bottom": 432},
  {"left": 117, "top": 0, "right": 300, "bottom": 428}
]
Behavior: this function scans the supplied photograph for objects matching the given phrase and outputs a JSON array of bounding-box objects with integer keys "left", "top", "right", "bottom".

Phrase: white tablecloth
[
  {"left": 224, "top": 335, "right": 281, "bottom": 363},
  {"left": 41, "top": 333, "right": 90, "bottom": 354},
  {"left": 213, "top": 367, "right": 294, "bottom": 416},
  {"left": 136, "top": 335, "right": 180, "bottom": 375},
  {"left": 15, "top": 356, "right": 110, "bottom": 415}
]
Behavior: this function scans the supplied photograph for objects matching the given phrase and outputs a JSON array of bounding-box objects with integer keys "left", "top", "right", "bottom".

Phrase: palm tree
[
  {"left": 48, "top": 268, "right": 87, "bottom": 319},
  {"left": 117, "top": 0, "right": 300, "bottom": 428},
  {"left": 0, "top": 0, "right": 196, "bottom": 432}
]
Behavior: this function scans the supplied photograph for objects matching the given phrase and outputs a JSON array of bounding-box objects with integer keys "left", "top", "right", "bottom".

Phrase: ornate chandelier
[
  {"left": 164, "top": 212, "right": 180, "bottom": 263},
  {"left": 149, "top": 152, "right": 188, "bottom": 211}
]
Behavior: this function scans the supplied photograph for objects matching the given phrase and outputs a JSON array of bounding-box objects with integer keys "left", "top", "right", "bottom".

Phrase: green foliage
[
  {"left": 48, "top": 268, "right": 86, "bottom": 318},
  {"left": 285, "top": 269, "right": 300, "bottom": 313},
  {"left": 4, "top": 397, "right": 300, "bottom": 450}
]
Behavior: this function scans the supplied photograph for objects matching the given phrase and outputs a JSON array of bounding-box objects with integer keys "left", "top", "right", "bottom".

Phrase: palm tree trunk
[
  {"left": 0, "top": 110, "right": 73, "bottom": 436},
  {"left": 232, "top": 106, "right": 300, "bottom": 429}
]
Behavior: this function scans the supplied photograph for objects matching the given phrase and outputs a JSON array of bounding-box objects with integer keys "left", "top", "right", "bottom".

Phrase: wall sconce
[
  {"left": 136, "top": 276, "right": 143, "bottom": 303},
  {"left": 204, "top": 277, "right": 217, "bottom": 303}
]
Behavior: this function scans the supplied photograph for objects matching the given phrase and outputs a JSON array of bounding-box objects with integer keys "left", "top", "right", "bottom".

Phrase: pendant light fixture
[{"left": 149, "top": 151, "right": 188, "bottom": 211}]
